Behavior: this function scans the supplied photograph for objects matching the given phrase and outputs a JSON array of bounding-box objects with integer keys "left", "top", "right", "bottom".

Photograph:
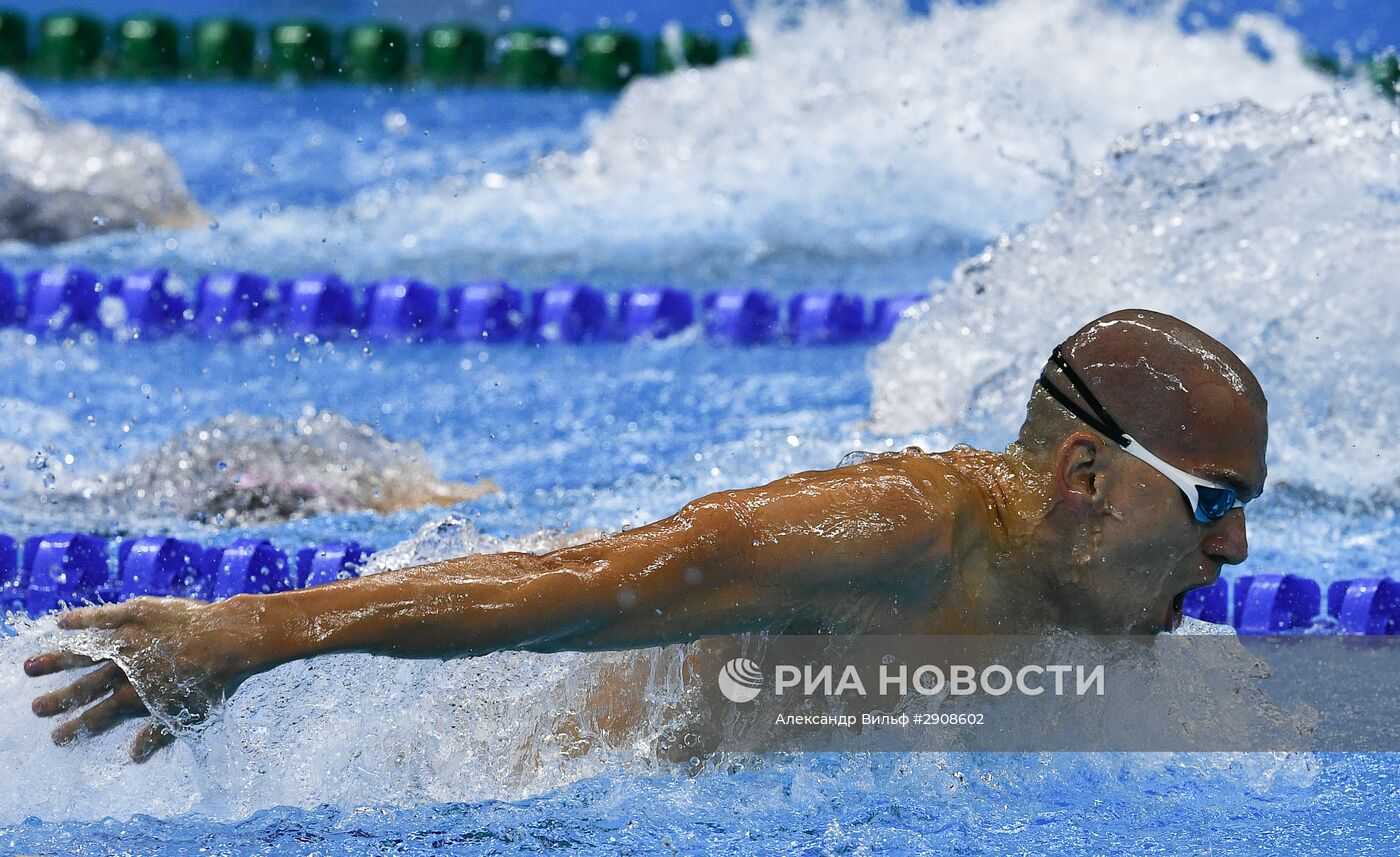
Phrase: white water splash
[
  {"left": 0, "top": 517, "right": 701, "bottom": 822},
  {"left": 0, "top": 399, "right": 76, "bottom": 496},
  {"left": 307, "top": 0, "right": 1333, "bottom": 271},
  {"left": 67, "top": 0, "right": 1337, "bottom": 282},
  {"left": 868, "top": 90, "right": 1400, "bottom": 502},
  {"left": 0, "top": 0, "right": 1369, "bottom": 826},
  {"left": 0, "top": 73, "right": 204, "bottom": 243},
  {"left": 0, "top": 529, "right": 1310, "bottom": 824}
]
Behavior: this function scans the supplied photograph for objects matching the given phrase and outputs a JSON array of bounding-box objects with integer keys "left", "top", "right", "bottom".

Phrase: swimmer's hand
[{"left": 24, "top": 598, "right": 263, "bottom": 763}]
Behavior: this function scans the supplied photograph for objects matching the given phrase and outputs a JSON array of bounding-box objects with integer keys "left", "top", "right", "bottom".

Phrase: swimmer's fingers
[
  {"left": 56, "top": 602, "right": 139, "bottom": 631},
  {"left": 130, "top": 721, "right": 176, "bottom": 764},
  {"left": 51, "top": 683, "right": 147, "bottom": 747},
  {"left": 31, "top": 661, "right": 125, "bottom": 717},
  {"left": 23, "top": 650, "right": 100, "bottom": 677}
]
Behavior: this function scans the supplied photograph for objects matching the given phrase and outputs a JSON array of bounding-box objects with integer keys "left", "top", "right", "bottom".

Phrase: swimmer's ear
[{"left": 1054, "top": 432, "right": 1108, "bottom": 516}]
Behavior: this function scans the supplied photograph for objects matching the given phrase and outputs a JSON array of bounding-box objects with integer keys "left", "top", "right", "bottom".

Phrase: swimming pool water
[
  {"left": 4, "top": 752, "right": 1400, "bottom": 854},
  {"left": 2, "top": 0, "right": 1399, "bottom": 852},
  {"left": 0, "top": 337, "right": 876, "bottom": 543}
]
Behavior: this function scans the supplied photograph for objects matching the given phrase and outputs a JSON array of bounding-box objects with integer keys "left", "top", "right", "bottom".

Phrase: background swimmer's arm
[{"left": 222, "top": 453, "right": 969, "bottom": 669}]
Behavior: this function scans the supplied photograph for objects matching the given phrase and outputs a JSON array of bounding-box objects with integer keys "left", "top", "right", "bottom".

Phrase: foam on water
[
  {"left": 0, "top": 398, "right": 76, "bottom": 495},
  {"left": 0, "top": 517, "right": 705, "bottom": 822},
  {"left": 0, "top": 0, "right": 1386, "bottom": 830},
  {"left": 0, "top": 74, "right": 203, "bottom": 244},
  {"left": 244, "top": 0, "right": 1332, "bottom": 279},
  {"left": 23, "top": 0, "right": 1336, "bottom": 284},
  {"left": 869, "top": 90, "right": 1400, "bottom": 503},
  {"left": 0, "top": 533, "right": 1315, "bottom": 824}
]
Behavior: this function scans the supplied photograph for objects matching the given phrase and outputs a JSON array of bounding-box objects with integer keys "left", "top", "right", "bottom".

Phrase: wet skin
[{"left": 24, "top": 309, "right": 1268, "bottom": 762}]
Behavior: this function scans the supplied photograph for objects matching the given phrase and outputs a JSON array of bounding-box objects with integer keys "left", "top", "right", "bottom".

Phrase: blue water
[
  {"left": 30, "top": 85, "right": 605, "bottom": 213},
  {"left": 5, "top": 753, "right": 1400, "bottom": 853},
  {"left": 0, "top": 337, "right": 875, "bottom": 544},
  {"left": 5, "top": 753, "right": 1400, "bottom": 854},
  {"left": 2, "top": 0, "right": 1399, "bottom": 852},
  {"left": 12, "top": 82, "right": 976, "bottom": 294}
]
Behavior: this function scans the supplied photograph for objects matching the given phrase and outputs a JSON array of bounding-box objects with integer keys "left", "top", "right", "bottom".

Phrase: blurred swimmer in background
[{"left": 4, "top": 410, "right": 496, "bottom": 528}]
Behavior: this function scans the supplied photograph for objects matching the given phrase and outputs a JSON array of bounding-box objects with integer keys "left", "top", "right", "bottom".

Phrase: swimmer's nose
[{"left": 1203, "top": 508, "right": 1248, "bottom": 567}]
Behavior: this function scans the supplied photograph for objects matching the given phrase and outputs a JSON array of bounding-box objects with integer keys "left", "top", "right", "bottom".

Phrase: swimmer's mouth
[{"left": 1168, "top": 590, "right": 1188, "bottom": 632}]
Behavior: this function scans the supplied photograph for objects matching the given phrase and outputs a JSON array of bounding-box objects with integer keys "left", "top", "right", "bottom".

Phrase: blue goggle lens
[{"left": 1195, "top": 486, "right": 1238, "bottom": 522}]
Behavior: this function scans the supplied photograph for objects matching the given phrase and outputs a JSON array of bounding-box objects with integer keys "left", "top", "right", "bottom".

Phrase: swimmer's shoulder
[
  {"left": 834, "top": 445, "right": 998, "bottom": 551},
  {"left": 837, "top": 444, "right": 993, "bottom": 499}
]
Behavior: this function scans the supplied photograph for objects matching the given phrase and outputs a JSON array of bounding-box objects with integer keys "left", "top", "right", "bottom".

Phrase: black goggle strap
[{"left": 1037, "top": 345, "right": 1131, "bottom": 448}]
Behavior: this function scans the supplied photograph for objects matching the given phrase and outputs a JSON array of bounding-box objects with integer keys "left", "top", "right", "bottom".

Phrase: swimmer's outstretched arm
[{"left": 26, "top": 453, "right": 972, "bottom": 761}]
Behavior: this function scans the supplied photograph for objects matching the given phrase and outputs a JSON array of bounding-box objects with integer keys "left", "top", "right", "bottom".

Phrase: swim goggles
[{"left": 1036, "top": 346, "right": 1245, "bottom": 523}]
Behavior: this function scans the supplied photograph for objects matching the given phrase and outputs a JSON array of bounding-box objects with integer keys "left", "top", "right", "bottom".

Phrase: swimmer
[
  {"left": 31, "top": 411, "right": 497, "bottom": 527},
  {"left": 24, "top": 309, "right": 1266, "bottom": 761}
]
